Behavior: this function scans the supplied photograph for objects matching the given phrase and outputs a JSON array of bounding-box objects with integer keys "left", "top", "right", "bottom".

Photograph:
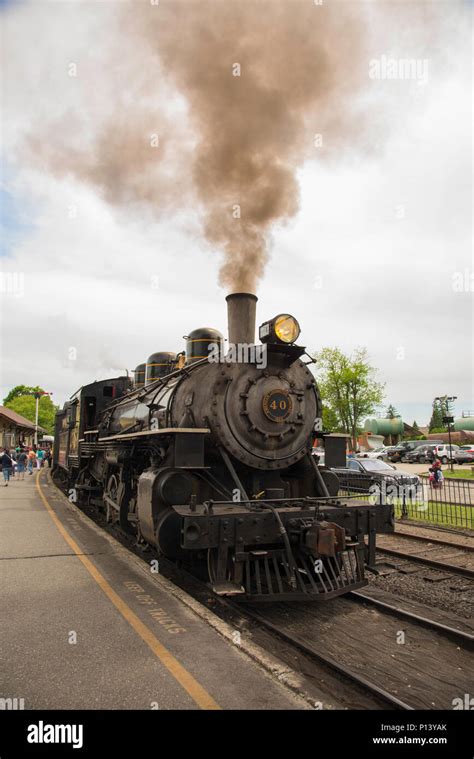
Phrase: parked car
[
  {"left": 357, "top": 446, "right": 398, "bottom": 461},
  {"left": 431, "top": 444, "right": 460, "bottom": 464},
  {"left": 389, "top": 440, "right": 443, "bottom": 463},
  {"left": 332, "top": 458, "right": 420, "bottom": 499},
  {"left": 454, "top": 447, "right": 474, "bottom": 464},
  {"left": 405, "top": 444, "right": 438, "bottom": 464}
]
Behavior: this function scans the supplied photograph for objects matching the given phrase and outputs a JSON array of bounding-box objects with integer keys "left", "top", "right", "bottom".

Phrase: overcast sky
[{"left": 1, "top": 0, "right": 472, "bottom": 426}]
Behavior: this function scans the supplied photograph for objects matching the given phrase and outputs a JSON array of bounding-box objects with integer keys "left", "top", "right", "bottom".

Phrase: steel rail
[
  {"left": 376, "top": 546, "right": 474, "bottom": 580},
  {"left": 233, "top": 604, "right": 414, "bottom": 711},
  {"left": 349, "top": 590, "right": 474, "bottom": 650}
]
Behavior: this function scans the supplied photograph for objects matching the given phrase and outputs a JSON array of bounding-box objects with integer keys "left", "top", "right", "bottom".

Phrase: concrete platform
[{"left": 0, "top": 470, "right": 306, "bottom": 710}]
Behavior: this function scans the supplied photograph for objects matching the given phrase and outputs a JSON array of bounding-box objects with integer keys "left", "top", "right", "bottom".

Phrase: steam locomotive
[{"left": 53, "top": 293, "right": 393, "bottom": 601}]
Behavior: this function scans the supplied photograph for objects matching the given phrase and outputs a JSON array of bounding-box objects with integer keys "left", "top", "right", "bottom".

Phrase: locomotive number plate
[{"left": 262, "top": 390, "right": 292, "bottom": 422}]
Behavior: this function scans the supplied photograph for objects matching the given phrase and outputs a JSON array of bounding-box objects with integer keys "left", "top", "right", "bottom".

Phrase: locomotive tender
[{"left": 53, "top": 293, "right": 393, "bottom": 601}]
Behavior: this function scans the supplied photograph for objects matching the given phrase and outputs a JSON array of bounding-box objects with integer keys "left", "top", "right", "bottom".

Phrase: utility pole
[{"left": 436, "top": 395, "right": 458, "bottom": 472}]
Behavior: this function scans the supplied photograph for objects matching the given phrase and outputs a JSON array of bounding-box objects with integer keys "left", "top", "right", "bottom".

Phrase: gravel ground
[{"left": 368, "top": 557, "right": 474, "bottom": 619}]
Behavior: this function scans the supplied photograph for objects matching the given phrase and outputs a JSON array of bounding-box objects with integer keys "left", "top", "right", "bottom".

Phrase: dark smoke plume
[{"left": 28, "top": 0, "right": 369, "bottom": 292}]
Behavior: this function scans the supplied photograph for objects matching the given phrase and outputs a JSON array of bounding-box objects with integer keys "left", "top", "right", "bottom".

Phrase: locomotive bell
[
  {"left": 145, "top": 352, "right": 177, "bottom": 383},
  {"left": 185, "top": 328, "right": 224, "bottom": 364}
]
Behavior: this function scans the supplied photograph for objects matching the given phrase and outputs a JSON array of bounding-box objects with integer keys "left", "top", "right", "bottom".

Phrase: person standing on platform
[
  {"left": 9, "top": 449, "right": 17, "bottom": 478},
  {"left": 27, "top": 448, "right": 36, "bottom": 475},
  {"left": 36, "top": 447, "right": 44, "bottom": 469},
  {"left": 16, "top": 449, "right": 27, "bottom": 480},
  {"left": 1, "top": 449, "right": 14, "bottom": 486}
]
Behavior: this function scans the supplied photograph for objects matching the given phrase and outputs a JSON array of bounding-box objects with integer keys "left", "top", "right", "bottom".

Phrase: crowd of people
[{"left": 0, "top": 444, "right": 52, "bottom": 486}]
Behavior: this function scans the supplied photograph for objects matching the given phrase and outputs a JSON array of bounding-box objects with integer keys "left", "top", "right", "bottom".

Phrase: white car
[
  {"left": 431, "top": 444, "right": 459, "bottom": 463},
  {"left": 357, "top": 447, "right": 393, "bottom": 461}
]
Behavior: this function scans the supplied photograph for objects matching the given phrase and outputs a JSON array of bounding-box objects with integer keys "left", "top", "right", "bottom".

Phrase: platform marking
[{"left": 36, "top": 473, "right": 220, "bottom": 710}]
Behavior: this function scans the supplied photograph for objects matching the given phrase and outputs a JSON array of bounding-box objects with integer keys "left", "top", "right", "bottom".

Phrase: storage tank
[
  {"left": 364, "top": 418, "right": 404, "bottom": 436},
  {"left": 454, "top": 416, "right": 474, "bottom": 432}
]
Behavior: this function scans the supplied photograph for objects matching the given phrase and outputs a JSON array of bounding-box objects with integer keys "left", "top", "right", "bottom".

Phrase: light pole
[{"left": 435, "top": 395, "right": 457, "bottom": 472}]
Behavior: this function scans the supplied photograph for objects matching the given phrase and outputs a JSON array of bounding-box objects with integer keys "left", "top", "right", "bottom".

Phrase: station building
[{"left": 0, "top": 405, "right": 46, "bottom": 448}]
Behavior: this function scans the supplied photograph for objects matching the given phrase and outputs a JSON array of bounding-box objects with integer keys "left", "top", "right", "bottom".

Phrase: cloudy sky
[{"left": 1, "top": 0, "right": 472, "bottom": 426}]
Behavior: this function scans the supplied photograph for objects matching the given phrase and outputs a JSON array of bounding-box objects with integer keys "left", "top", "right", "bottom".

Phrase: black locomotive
[{"left": 53, "top": 293, "right": 393, "bottom": 601}]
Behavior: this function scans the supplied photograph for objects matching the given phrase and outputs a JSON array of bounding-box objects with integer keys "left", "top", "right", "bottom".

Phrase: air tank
[
  {"left": 134, "top": 363, "right": 146, "bottom": 388},
  {"left": 364, "top": 418, "right": 404, "bottom": 436},
  {"left": 145, "top": 352, "right": 177, "bottom": 384},
  {"left": 454, "top": 416, "right": 474, "bottom": 432},
  {"left": 185, "top": 328, "right": 224, "bottom": 364}
]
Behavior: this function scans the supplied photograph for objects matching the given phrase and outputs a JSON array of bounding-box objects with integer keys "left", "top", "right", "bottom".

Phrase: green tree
[
  {"left": 314, "top": 347, "right": 385, "bottom": 449},
  {"left": 386, "top": 404, "right": 400, "bottom": 419},
  {"left": 3, "top": 385, "right": 42, "bottom": 405},
  {"left": 321, "top": 405, "right": 341, "bottom": 433},
  {"left": 429, "top": 399, "right": 447, "bottom": 432},
  {"left": 3, "top": 386, "right": 58, "bottom": 435}
]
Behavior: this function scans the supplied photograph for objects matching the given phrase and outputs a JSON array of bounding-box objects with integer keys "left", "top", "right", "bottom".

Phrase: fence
[{"left": 334, "top": 471, "right": 474, "bottom": 531}]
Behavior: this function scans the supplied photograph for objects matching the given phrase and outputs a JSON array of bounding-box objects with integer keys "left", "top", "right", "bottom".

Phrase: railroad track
[
  {"left": 395, "top": 528, "right": 474, "bottom": 552},
  {"left": 232, "top": 591, "right": 473, "bottom": 711},
  {"left": 349, "top": 590, "right": 474, "bottom": 650},
  {"left": 231, "top": 602, "right": 414, "bottom": 710},
  {"left": 89, "top": 509, "right": 473, "bottom": 709},
  {"left": 376, "top": 532, "right": 474, "bottom": 580},
  {"left": 75, "top": 501, "right": 423, "bottom": 709},
  {"left": 53, "top": 475, "right": 472, "bottom": 711}
]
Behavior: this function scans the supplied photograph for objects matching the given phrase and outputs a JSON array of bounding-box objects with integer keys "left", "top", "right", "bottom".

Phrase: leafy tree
[
  {"left": 386, "top": 404, "right": 400, "bottom": 419},
  {"left": 321, "top": 405, "right": 341, "bottom": 433},
  {"left": 3, "top": 385, "right": 44, "bottom": 405},
  {"left": 314, "top": 347, "right": 385, "bottom": 449},
  {"left": 429, "top": 399, "right": 447, "bottom": 432},
  {"left": 3, "top": 386, "right": 58, "bottom": 435}
]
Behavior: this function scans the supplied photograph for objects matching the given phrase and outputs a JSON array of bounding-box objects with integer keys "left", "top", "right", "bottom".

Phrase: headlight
[{"left": 259, "top": 314, "right": 301, "bottom": 344}]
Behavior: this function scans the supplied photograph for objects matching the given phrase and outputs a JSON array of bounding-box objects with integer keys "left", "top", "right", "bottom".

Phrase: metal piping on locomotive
[{"left": 226, "top": 292, "right": 257, "bottom": 345}]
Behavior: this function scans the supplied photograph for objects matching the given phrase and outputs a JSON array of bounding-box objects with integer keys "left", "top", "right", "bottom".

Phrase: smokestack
[{"left": 226, "top": 292, "right": 257, "bottom": 345}]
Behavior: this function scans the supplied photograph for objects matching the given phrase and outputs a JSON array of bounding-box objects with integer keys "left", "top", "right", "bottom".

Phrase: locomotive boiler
[{"left": 53, "top": 293, "right": 394, "bottom": 601}]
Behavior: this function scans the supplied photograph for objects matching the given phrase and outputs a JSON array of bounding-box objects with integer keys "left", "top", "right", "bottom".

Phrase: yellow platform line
[{"left": 36, "top": 472, "right": 220, "bottom": 710}]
